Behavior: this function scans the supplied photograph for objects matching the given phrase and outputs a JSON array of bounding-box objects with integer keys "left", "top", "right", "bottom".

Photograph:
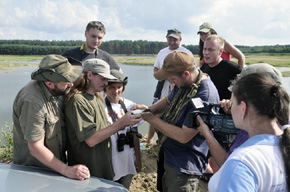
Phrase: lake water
[
  {"left": 1, "top": 64, "right": 290, "bottom": 140},
  {"left": 0, "top": 63, "right": 157, "bottom": 139}
]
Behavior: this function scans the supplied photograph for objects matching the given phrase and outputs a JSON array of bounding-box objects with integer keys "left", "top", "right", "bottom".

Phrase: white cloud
[
  {"left": 0, "top": 0, "right": 289, "bottom": 46},
  {"left": 0, "top": 0, "right": 100, "bottom": 40}
]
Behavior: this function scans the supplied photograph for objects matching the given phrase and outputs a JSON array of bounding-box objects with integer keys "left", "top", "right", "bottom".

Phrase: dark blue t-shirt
[
  {"left": 62, "top": 46, "right": 120, "bottom": 70},
  {"left": 163, "top": 76, "right": 220, "bottom": 175}
]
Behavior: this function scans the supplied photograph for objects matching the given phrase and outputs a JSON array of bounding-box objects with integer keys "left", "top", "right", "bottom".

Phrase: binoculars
[{"left": 117, "top": 127, "right": 142, "bottom": 152}]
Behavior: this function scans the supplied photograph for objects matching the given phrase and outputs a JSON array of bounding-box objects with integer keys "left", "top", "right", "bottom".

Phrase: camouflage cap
[
  {"left": 166, "top": 28, "right": 181, "bottom": 39},
  {"left": 31, "top": 55, "right": 83, "bottom": 82}
]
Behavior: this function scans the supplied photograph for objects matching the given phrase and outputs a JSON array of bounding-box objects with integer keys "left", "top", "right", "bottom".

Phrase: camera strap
[
  {"left": 158, "top": 69, "right": 204, "bottom": 146},
  {"left": 105, "top": 96, "right": 131, "bottom": 138},
  {"left": 105, "top": 96, "right": 128, "bottom": 122}
]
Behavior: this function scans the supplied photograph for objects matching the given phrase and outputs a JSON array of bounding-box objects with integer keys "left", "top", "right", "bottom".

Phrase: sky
[{"left": 0, "top": 0, "right": 289, "bottom": 46}]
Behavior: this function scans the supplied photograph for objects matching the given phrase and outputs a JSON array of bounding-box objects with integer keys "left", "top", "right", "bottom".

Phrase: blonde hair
[{"left": 205, "top": 35, "right": 225, "bottom": 50}]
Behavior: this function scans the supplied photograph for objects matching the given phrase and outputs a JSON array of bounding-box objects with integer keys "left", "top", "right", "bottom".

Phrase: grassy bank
[
  {"left": 0, "top": 55, "right": 43, "bottom": 71},
  {"left": 0, "top": 54, "right": 289, "bottom": 76},
  {"left": 113, "top": 53, "right": 290, "bottom": 67},
  {"left": 240, "top": 53, "right": 290, "bottom": 67}
]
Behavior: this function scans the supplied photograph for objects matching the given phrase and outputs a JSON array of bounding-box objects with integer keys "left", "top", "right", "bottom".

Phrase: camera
[{"left": 187, "top": 98, "right": 240, "bottom": 145}]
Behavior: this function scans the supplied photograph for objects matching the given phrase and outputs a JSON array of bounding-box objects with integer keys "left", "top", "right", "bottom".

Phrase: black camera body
[
  {"left": 187, "top": 98, "right": 240, "bottom": 145},
  {"left": 188, "top": 111, "right": 239, "bottom": 135}
]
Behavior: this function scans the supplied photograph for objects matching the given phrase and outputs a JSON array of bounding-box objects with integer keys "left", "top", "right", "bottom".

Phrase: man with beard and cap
[
  {"left": 136, "top": 51, "right": 219, "bottom": 192},
  {"left": 147, "top": 28, "right": 195, "bottom": 146},
  {"left": 13, "top": 54, "right": 90, "bottom": 180}
]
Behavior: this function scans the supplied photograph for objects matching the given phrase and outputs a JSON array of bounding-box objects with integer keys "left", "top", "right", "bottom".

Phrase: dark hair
[
  {"left": 86, "top": 21, "right": 106, "bottom": 34},
  {"left": 280, "top": 128, "right": 290, "bottom": 191},
  {"left": 198, "top": 29, "right": 217, "bottom": 61},
  {"left": 232, "top": 73, "right": 289, "bottom": 125},
  {"left": 65, "top": 72, "right": 103, "bottom": 102},
  {"left": 104, "top": 81, "right": 126, "bottom": 93},
  {"left": 232, "top": 73, "right": 290, "bottom": 189}
]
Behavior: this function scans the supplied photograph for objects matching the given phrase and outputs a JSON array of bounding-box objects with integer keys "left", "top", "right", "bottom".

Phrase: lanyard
[{"left": 105, "top": 96, "right": 127, "bottom": 123}]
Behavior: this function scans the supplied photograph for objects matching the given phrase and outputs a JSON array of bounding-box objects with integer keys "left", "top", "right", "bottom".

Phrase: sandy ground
[{"left": 129, "top": 136, "right": 209, "bottom": 192}]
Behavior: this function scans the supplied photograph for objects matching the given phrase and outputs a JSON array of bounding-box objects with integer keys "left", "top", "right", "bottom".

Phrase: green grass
[
  {"left": 113, "top": 53, "right": 290, "bottom": 68},
  {"left": 0, "top": 124, "right": 13, "bottom": 160},
  {"left": 240, "top": 53, "right": 290, "bottom": 67},
  {"left": 0, "top": 55, "right": 43, "bottom": 71},
  {"left": 112, "top": 55, "right": 156, "bottom": 65},
  {"left": 0, "top": 53, "right": 289, "bottom": 72},
  {"left": 0, "top": 55, "right": 44, "bottom": 61}
]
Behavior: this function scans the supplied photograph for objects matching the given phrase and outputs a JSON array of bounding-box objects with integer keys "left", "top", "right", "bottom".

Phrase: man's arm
[
  {"left": 85, "top": 112, "right": 141, "bottom": 147},
  {"left": 148, "top": 96, "right": 170, "bottom": 115},
  {"left": 142, "top": 113, "right": 199, "bottom": 143},
  {"left": 196, "top": 115, "right": 227, "bottom": 167},
  {"left": 28, "top": 137, "right": 90, "bottom": 180},
  {"left": 196, "top": 99, "right": 233, "bottom": 167},
  {"left": 224, "top": 39, "right": 245, "bottom": 67}
]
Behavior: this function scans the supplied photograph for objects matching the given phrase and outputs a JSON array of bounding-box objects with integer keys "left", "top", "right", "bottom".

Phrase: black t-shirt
[
  {"left": 62, "top": 47, "right": 120, "bottom": 70},
  {"left": 201, "top": 59, "right": 242, "bottom": 100}
]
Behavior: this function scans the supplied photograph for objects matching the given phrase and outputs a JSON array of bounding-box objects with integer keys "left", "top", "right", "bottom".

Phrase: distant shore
[{"left": 1, "top": 54, "right": 290, "bottom": 76}]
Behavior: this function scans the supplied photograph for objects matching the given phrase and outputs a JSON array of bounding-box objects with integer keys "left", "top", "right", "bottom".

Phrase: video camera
[{"left": 187, "top": 98, "right": 239, "bottom": 145}]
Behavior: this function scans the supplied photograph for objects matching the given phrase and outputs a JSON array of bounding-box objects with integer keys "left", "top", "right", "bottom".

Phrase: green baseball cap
[
  {"left": 31, "top": 55, "right": 83, "bottom": 82},
  {"left": 166, "top": 28, "right": 181, "bottom": 39},
  {"left": 108, "top": 70, "right": 128, "bottom": 86},
  {"left": 197, "top": 22, "right": 214, "bottom": 34}
]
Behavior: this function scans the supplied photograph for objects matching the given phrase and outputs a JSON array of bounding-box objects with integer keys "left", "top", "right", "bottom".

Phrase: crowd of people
[{"left": 12, "top": 20, "right": 289, "bottom": 192}]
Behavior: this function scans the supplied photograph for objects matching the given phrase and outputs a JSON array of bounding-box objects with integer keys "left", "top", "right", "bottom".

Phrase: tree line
[{"left": 0, "top": 40, "right": 289, "bottom": 55}]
